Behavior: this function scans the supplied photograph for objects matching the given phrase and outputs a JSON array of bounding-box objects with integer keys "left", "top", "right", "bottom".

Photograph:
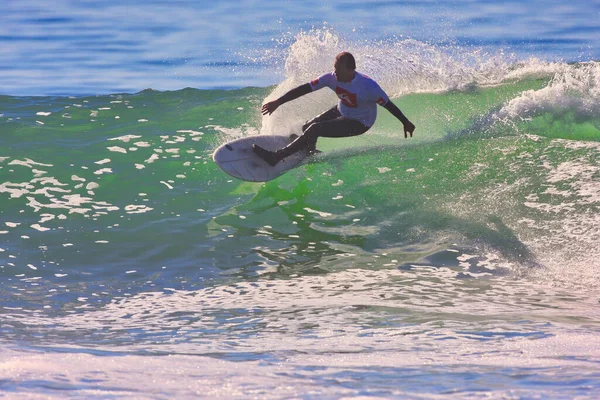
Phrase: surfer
[{"left": 253, "top": 51, "right": 415, "bottom": 166}]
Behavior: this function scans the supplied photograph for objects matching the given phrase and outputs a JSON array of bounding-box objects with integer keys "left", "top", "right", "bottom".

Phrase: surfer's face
[{"left": 334, "top": 59, "right": 354, "bottom": 82}]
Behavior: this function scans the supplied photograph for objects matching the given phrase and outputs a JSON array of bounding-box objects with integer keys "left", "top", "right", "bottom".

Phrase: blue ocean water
[
  {"left": 2, "top": 0, "right": 599, "bottom": 95},
  {"left": 2, "top": 1, "right": 600, "bottom": 398}
]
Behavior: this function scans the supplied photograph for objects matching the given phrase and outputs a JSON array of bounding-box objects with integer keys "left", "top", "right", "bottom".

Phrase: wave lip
[{"left": 500, "top": 61, "right": 600, "bottom": 121}]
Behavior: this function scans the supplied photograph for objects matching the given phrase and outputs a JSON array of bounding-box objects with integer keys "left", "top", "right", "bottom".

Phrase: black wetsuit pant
[{"left": 277, "top": 106, "right": 370, "bottom": 159}]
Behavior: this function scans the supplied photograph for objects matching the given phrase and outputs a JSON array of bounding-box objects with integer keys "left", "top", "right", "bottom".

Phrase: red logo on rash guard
[
  {"left": 335, "top": 86, "right": 357, "bottom": 108},
  {"left": 377, "top": 97, "right": 387, "bottom": 105},
  {"left": 310, "top": 78, "right": 319, "bottom": 86}
]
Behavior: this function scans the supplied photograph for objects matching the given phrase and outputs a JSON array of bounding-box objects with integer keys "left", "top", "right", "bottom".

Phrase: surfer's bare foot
[{"left": 253, "top": 144, "right": 280, "bottom": 167}]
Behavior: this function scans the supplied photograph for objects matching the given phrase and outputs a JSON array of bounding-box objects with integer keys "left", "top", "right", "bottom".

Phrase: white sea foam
[
  {"left": 108, "top": 135, "right": 141, "bottom": 143},
  {"left": 2, "top": 264, "right": 599, "bottom": 398},
  {"left": 498, "top": 61, "right": 600, "bottom": 122},
  {"left": 107, "top": 146, "right": 127, "bottom": 154}
]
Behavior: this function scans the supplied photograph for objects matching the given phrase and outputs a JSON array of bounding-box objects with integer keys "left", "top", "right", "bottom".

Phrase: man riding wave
[{"left": 253, "top": 51, "right": 415, "bottom": 166}]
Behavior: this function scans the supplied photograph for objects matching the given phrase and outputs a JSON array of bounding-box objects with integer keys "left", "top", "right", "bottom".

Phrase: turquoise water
[{"left": 2, "top": 1, "right": 600, "bottom": 399}]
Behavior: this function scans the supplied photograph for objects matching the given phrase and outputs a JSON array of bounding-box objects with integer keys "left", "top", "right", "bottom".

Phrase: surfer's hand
[
  {"left": 403, "top": 120, "right": 415, "bottom": 138},
  {"left": 261, "top": 100, "right": 281, "bottom": 115}
]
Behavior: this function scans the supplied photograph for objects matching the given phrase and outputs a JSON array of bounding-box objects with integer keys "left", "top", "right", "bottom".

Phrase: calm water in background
[
  {"left": 2, "top": 0, "right": 600, "bottom": 95},
  {"left": 2, "top": 1, "right": 600, "bottom": 399}
]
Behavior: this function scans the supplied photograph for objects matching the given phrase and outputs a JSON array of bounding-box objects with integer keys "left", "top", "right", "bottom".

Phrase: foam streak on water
[{"left": 2, "top": 265, "right": 600, "bottom": 398}]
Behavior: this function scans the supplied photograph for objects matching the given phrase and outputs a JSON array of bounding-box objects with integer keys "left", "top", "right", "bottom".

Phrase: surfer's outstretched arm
[
  {"left": 383, "top": 100, "right": 415, "bottom": 138},
  {"left": 261, "top": 83, "right": 312, "bottom": 115}
]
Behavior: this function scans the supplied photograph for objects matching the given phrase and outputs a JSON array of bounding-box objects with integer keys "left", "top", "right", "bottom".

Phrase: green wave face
[{"left": 1, "top": 66, "right": 599, "bottom": 295}]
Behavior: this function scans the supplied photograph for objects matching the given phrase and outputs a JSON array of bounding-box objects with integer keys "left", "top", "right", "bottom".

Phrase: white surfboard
[{"left": 212, "top": 135, "right": 311, "bottom": 182}]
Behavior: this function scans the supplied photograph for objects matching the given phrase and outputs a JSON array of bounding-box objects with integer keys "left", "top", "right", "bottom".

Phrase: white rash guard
[{"left": 309, "top": 71, "right": 390, "bottom": 127}]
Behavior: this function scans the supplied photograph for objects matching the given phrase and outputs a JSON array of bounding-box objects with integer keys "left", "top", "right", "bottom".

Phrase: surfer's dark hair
[{"left": 336, "top": 52, "right": 356, "bottom": 70}]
